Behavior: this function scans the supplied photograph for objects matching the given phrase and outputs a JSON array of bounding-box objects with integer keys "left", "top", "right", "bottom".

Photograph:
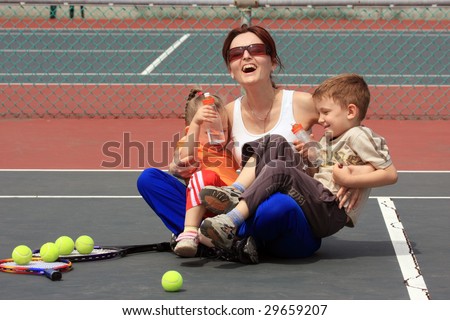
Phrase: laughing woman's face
[{"left": 228, "top": 32, "right": 276, "bottom": 87}]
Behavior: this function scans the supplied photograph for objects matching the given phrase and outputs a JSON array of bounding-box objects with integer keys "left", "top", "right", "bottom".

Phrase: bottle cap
[
  {"left": 202, "top": 92, "right": 215, "bottom": 105},
  {"left": 291, "top": 122, "right": 304, "bottom": 133}
]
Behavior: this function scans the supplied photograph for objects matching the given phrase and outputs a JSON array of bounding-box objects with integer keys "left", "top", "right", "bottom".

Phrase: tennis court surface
[
  {"left": 0, "top": 153, "right": 449, "bottom": 301},
  {"left": 0, "top": 167, "right": 449, "bottom": 318},
  {"left": 1, "top": 2, "right": 449, "bottom": 318}
]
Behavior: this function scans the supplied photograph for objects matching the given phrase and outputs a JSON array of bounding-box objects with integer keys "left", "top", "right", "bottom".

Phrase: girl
[{"left": 172, "top": 89, "right": 239, "bottom": 257}]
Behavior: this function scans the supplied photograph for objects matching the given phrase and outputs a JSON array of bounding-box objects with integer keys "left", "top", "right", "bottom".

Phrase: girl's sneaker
[{"left": 173, "top": 231, "right": 199, "bottom": 257}]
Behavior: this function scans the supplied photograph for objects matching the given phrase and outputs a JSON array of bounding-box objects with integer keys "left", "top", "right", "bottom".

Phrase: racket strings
[
  {"left": 63, "top": 248, "right": 117, "bottom": 256},
  {"left": 59, "top": 248, "right": 121, "bottom": 261}
]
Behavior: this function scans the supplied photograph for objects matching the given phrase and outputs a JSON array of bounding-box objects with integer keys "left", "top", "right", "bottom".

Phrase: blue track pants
[{"left": 137, "top": 168, "right": 321, "bottom": 258}]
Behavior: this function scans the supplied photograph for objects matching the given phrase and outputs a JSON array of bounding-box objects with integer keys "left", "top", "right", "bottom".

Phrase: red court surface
[{"left": 0, "top": 118, "right": 448, "bottom": 170}]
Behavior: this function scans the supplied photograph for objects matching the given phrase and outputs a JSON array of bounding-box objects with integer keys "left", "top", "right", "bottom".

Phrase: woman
[{"left": 138, "top": 24, "right": 321, "bottom": 259}]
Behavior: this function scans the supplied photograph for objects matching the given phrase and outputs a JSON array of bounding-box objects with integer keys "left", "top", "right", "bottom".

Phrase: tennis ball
[
  {"left": 55, "top": 236, "right": 75, "bottom": 255},
  {"left": 40, "top": 242, "right": 59, "bottom": 262},
  {"left": 12, "top": 245, "right": 32, "bottom": 265},
  {"left": 75, "top": 235, "right": 94, "bottom": 254},
  {"left": 161, "top": 270, "right": 183, "bottom": 292}
]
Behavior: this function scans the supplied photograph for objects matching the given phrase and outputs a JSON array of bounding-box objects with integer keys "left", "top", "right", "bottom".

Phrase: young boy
[{"left": 199, "top": 73, "right": 398, "bottom": 250}]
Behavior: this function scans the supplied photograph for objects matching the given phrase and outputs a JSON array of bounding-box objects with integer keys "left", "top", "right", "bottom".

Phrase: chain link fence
[{"left": 0, "top": 1, "right": 448, "bottom": 119}]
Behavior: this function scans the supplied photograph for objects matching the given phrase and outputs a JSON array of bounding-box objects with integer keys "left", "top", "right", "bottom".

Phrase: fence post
[
  {"left": 236, "top": 0, "right": 259, "bottom": 25},
  {"left": 240, "top": 7, "right": 252, "bottom": 25}
]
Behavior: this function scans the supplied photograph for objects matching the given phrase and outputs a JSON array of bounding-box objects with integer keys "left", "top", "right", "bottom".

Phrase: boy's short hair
[{"left": 312, "top": 73, "right": 370, "bottom": 121}]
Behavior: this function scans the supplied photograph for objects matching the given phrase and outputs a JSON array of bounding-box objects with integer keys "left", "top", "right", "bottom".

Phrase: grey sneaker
[
  {"left": 195, "top": 236, "right": 259, "bottom": 264},
  {"left": 199, "top": 214, "right": 236, "bottom": 250},
  {"left": 200, "top": 186, "right": 242, "bottom": 215},
  {"left": 232, "top": 236, "right": 259, "bottom": 264}
]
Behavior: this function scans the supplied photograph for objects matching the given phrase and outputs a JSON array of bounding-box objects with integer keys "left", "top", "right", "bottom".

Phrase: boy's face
[{"left": 316, "top": 97, "right": 355, "bottom": 138}]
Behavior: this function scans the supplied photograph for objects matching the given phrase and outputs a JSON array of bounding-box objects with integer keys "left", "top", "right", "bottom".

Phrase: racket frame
[
  {"left": 0, "top": 257, "right": 72, "bottom": 281},
  {"left": 34, "top": 242, "right": 171, "bottom": 262}
]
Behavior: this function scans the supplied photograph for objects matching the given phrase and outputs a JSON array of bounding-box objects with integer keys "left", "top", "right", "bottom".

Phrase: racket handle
[
  {"left": 157, "top": 242, "right": 171, "bottom": 252},
  {"left": 44, "top": 269, "right": 62, "bottom": 281}
]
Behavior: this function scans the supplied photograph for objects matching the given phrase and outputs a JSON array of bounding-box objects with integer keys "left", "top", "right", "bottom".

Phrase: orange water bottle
[
  {"left": 203, "top": 93, "right": 225, "bottom": 145},
  {"left": 291, "top": 122, "right": 311, "bottom": 143}
]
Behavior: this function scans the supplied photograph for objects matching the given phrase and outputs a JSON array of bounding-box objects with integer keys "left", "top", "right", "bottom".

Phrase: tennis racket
[
  {"left": 33, "top": 242, "right": 172, "bottom": 262},
  {"left": 0, "top": 257, "right": 72, "bottom": 281}
]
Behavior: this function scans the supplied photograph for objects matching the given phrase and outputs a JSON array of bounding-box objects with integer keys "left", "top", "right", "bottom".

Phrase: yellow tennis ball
[
  {"left": 12, "top": 245, "right": 32, "bottom": 265},
  {"left": 55, "top": 236, "right": 75, "bottom": 255},
  {"left": 161, "top": 270, "right": 183, "bottom": 292},
  {"left": 75, "top": 235, "right": 94, "bottom": 254},
  {"left": 40, "top": 242, "right": 59, "bottom": 262}
]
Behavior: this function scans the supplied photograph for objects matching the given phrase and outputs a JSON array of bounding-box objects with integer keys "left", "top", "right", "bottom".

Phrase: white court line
[
  {"left": 0, "top": 169, "right": 143, "bottom": 172},
  {"left": 140, "top": 33, "right": 190, "bottom": 75},
  {"left": 3, "top": 73, "right": 447, "bottom": 79},
  {"left": 377, "top": 197, "right": 430, "bottom": 300},
  {"left": 0, "top": 195, "right": 141, "bottom": 199},
  {"left": 0, "top": 195, "right": 449, "bottom": 199},
  {"left": 0, "top": 169, "right": 448, "bottom": 173},
  {"left": 0, "top": 49, "right": 160, "bottom": 53},
  {"left": 387, "top": 196, "right": 450, "bottom": 199}
]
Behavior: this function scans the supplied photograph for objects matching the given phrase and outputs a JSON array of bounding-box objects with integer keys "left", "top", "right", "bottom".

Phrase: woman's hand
[
  {"left": 334, "top": 163, "right": 375, "bottom": 210},
  {"left": 335, "top": 164, "right": 360, "bottom": 210},
  {"left": 336, "top": 185, "right": 361, "bottom": 211},
  {"left": 169, "top": 155, "right": 200, "bottom": 179}
]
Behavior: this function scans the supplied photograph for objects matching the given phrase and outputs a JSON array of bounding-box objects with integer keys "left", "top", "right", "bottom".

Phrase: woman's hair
[
  {"left": 222, "top": 24, "right": 283, "bottom": 88},
  {"left": 184, "top": 88, "right": 224, "bottom": 126},
  {"left": 312, "top": 73, "right": 370, "bottom": 121}
]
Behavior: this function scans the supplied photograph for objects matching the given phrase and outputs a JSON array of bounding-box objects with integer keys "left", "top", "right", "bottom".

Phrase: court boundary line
[
  {"left": 141, "top": 33, "right": 190, "bottom": 75},
  {"left": 0, "top": 196, "right": 448, "bottom": 199},
  {"left": 377, "top": 197, "right": 430, "bottom": 300},
  {"left": 1, "top": 83, "right": 448, "bottom": 87},
  {"left": 0, "top": 169, "right": 449, "bottom": 173},
  {"left": 2, "top": 74, "right": 448, "bottom": 80}
]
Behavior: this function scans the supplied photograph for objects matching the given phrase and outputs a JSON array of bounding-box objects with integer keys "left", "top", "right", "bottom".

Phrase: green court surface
[{"left": 1, "top": 29, "right": 447, "bottom": 85}]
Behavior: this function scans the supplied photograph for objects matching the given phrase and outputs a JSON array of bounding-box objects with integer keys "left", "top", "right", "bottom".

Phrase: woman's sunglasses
[{"left": 227, "top": 43, "right": 271, "bottom": 63}]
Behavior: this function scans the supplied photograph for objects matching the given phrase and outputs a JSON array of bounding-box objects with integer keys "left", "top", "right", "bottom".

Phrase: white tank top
[{"left": 231, "top": 89, "right": 298, "bottom": 164}]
